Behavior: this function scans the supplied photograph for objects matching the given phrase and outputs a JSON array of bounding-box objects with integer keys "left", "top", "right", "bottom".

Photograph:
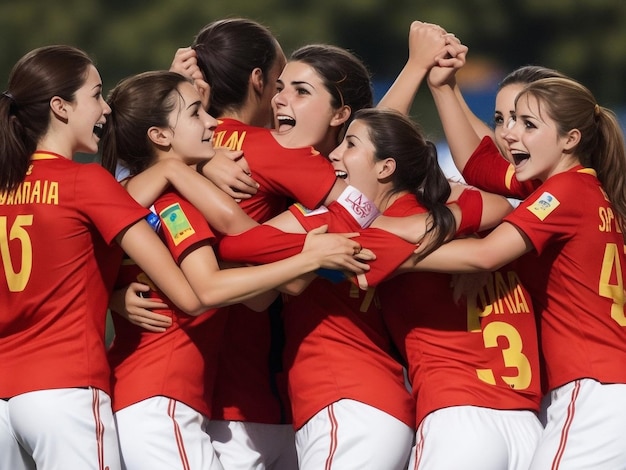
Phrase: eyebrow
[
  {"left": 186, "top": 100, "right": 201, "bottom": 110},
  {"left": 346, "top": 134, "right": 363, "bottom": 142},
  {"left": 277, "top": 78, "right": 314, "bottom": 88}
]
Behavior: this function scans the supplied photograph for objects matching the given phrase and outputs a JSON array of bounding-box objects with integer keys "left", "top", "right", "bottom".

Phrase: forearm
[
  {"left": 117, "top": 222, "right": 204, "bottom": 315},
  {"left": 190, "top": 251, "right": 322, "bottom": 309},
  {"left": 429, "top": 82, "right": 482, "bottom": 174},
  {"left": 377, "top": 61, "right": 429, "bottom": 114},
  {"left": 453, "top": 83, "right": 493, "bottom": 139},
  {"left": 163, "top": 160, "right": 257, "bottom": 235}
]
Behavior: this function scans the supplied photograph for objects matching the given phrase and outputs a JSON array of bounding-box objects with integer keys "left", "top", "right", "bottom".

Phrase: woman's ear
[
  {"left": 250, "top": 67, "right": 265, "bottom": 96},
  {"left": 147, "top": 126, "right": 172, "bottom": 147},
  {"left": 378, "top": 157, "right": 397, "bottom": 180},
  {"left": 49, "top": 96, "right": 68, "bottom": 122},
  {"left": 330, "top": 105, "right": 352, "bottom": 128},
  {"left": 563, "top": 128, "right": 581, "bottom": 152}
]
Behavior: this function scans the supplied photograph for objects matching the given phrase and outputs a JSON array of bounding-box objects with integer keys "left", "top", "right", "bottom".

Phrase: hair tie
[{"left": 2, "top": 91, "right": 15, "bottom": 102}]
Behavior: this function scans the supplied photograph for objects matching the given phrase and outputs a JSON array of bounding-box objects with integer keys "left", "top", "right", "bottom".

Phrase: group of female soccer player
[{"left": 1, "top": 15, "right": 625, "bottom": 470}]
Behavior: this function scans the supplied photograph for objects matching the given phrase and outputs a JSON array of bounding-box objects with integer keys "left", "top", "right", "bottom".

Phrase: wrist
[{"left": 196, "top": 159, "right": 210, "bottom": 176}]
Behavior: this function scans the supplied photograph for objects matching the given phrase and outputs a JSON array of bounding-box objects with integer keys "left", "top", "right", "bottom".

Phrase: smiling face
[
  {"left": 165, "top": 81, "right": 218, "bottom": 163},
  {"left": 504, "top": 93, "right": 577, "bottom": 182},
  {"left": 271, "top": 60, "right": 346, "bottom": 153},
  {"left": 329, "top": 119, "right": 383, "bottom": 202},
  {"left": 65, "top": 65, "right": 111, "bottom": 155}
]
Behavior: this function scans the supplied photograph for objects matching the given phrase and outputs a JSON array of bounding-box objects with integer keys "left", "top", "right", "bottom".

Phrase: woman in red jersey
[
  {"left": 413, "top": 77, "right": 626, "bottom": 469},
  {"left": 100, "top": 70, "right": 375, "bottom": 470},
  {"left": 0, "top": 45, "right": 239, "bottom": 470}
]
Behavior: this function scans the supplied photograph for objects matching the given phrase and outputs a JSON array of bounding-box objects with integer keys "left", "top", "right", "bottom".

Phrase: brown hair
[
  {"left": 101, "top": 71, "right": 191, "bottom": 176},
  {"left": 0, "top": 45, "right": 94, "bottom": 191}
]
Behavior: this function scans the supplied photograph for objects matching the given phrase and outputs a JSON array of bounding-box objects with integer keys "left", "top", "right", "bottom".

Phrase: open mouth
[
  {"left": 335, "top": 170, "right": 348, "bottom": 179},
  {"left": 276, "top": 115, "right": 296, "bottom": 131},
  {"left": 93, "top": 123, "right": 103, "bottom": 138},
  {"left": 511, "top": 152, "right": 530, "bottom": 166}
]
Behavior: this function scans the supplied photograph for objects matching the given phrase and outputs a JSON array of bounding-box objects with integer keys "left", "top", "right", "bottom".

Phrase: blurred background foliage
[{"left": 2, "top": 0, "right": 626, "bottom": 141}]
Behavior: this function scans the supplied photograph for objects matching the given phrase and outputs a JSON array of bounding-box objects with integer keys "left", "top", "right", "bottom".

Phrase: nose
[
  {"left": 328, "top": 142, "right": 344, "bottom": 163},
  {"left": 501, "top": 116, "right": 519, "bottom": 142},
  {"left": 203, "top": 110, "right": 218, "bottom": 130},
  {"left": 272, "top": 88, "right": 287, "bottom": 108},
  {"left": 102, "top": 98, "right": 112, "bottom": 115}
]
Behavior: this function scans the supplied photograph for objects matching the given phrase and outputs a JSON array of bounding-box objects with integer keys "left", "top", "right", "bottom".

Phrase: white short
[
  {"left": 0, "top": 387, "right": 120, "bottom": 470},
  {"left": 295, "top": 399, "right": 413, "bottom": 470},
  {"left": 206, "top": 420, "right": 297, "bottom": 469},
  {"left": 115, "top": 396, "right": 222, "bottom": 470},
  {"left": 409, "top": 405, "right": 542, "bottom": 470},
  {"left": 530, "top": 379, "right": 626, "bottom": 469}
]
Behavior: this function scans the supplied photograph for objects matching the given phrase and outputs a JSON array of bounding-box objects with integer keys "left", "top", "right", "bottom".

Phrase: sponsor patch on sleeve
[
  {"left": 160, "top": 203, "right": 196, "bottom": 245},
  {"left": 526, "top": 191, "right": 560, "bottom": 221},
  {"left": 292, "top": 202, "right": 329, "bottom": 217}
]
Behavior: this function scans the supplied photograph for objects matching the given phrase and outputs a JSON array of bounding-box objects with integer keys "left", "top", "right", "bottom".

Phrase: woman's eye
[{"left": 493, "top": 114, "right": 504, "bottom": 127}]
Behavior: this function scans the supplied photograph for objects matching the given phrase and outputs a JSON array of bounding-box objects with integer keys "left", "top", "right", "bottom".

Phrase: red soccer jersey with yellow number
[
  {"left": 0, "top": 152, "right": 149, "bottom": 398},
  {"left": 108, "top": 190, "right": 225, "bottom": 417},
  {"left": 379, "top": 264, "right": 542, "bottom": 426},
  {"left": 504, "top": 167, "right": 626, "bottom": 390}
]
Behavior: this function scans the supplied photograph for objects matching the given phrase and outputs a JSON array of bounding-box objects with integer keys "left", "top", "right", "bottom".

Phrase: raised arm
[
  {"left": 377, "top": 21, "right": 448, "bottom": 113},
  {"left": 427, "top": 39, "right": 492, "bottom": 173}
]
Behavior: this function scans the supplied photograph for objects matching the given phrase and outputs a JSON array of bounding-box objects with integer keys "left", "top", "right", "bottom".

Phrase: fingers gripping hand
[
  {"left": 122, "top": 282, "right": 172, "bottom": 332},
  {"left": 303, "top": 225, "right": 374, "bottom": 274},
  {"left": 202, "top": 148, "right": 259, "bottom": 200},
  {"left": 170, "top": 47, "right": 203, "bottom": 81},
  {"left": 428, "top": 40, "right": 468, "bottom": 88},
  {"left": 170, "top": 47, "right": 211, "bottom": 109},
  {"left": 407, "top": 21, "right": 449, "bottom": 71}
]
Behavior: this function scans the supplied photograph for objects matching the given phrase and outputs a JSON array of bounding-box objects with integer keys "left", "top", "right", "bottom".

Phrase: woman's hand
[
  {"left": 199, "top": 148, "right": 259, "bottom": 200},
  {"left": 110, "top": 282, "right": 172, "bottom": 333}
]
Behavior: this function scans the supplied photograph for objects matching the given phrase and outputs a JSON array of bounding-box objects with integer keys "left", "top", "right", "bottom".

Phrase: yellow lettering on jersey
[
  {"left": 213, "top": 130, "right": 246, "bottom": 151},
  {"left": 508, "top": 271, "right": 531, "bottom": 314},
  {"left": 0, "top": 180, "right": 59, "bottom": 206},
  {"left": 599, "top": 206, "right": 616, "bottom": 233},
  {"left": 467, "top": 271, "right": 531, "bottom": 332}
]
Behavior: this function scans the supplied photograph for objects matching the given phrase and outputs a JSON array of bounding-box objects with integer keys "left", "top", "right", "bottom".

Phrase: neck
[{"left": 376, "top": 187, "right": 406, "bottom": 212}]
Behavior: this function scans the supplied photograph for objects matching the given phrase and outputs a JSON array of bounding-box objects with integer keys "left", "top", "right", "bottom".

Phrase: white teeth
[
  {"left": 277, "top": 115, "right": 296, "bottom": 126},
  {"left": 335, "top": 170, "right": 348, "bottom": 179}
]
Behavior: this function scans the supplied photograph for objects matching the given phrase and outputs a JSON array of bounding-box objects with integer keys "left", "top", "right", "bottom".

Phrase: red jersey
[
  {"left": 463, "top": 136, "right": 540, "bottom": 199},
  {"left": 379, "top": 265, "right": 542, "bottom": 426},
  {"left": 108, "top": 190, "right": 225, "bottom": 416},
  {"left": 0, "top": 151, "right": 148, "bottom": 398},
  {"left": 213, "top": 118, "right": 337, "bottom": 223},
  {"left": 504, "top": 167, "right": 626, "bottom": 390},
  {"left": 281, "top": 195, "right": 423, "bottom": 430},
  {"left": 211, "top": 118, "right": 343, "bottom": 423},
  {"left": 282, "top": 278, "right": 415, "bottom": 430}
]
